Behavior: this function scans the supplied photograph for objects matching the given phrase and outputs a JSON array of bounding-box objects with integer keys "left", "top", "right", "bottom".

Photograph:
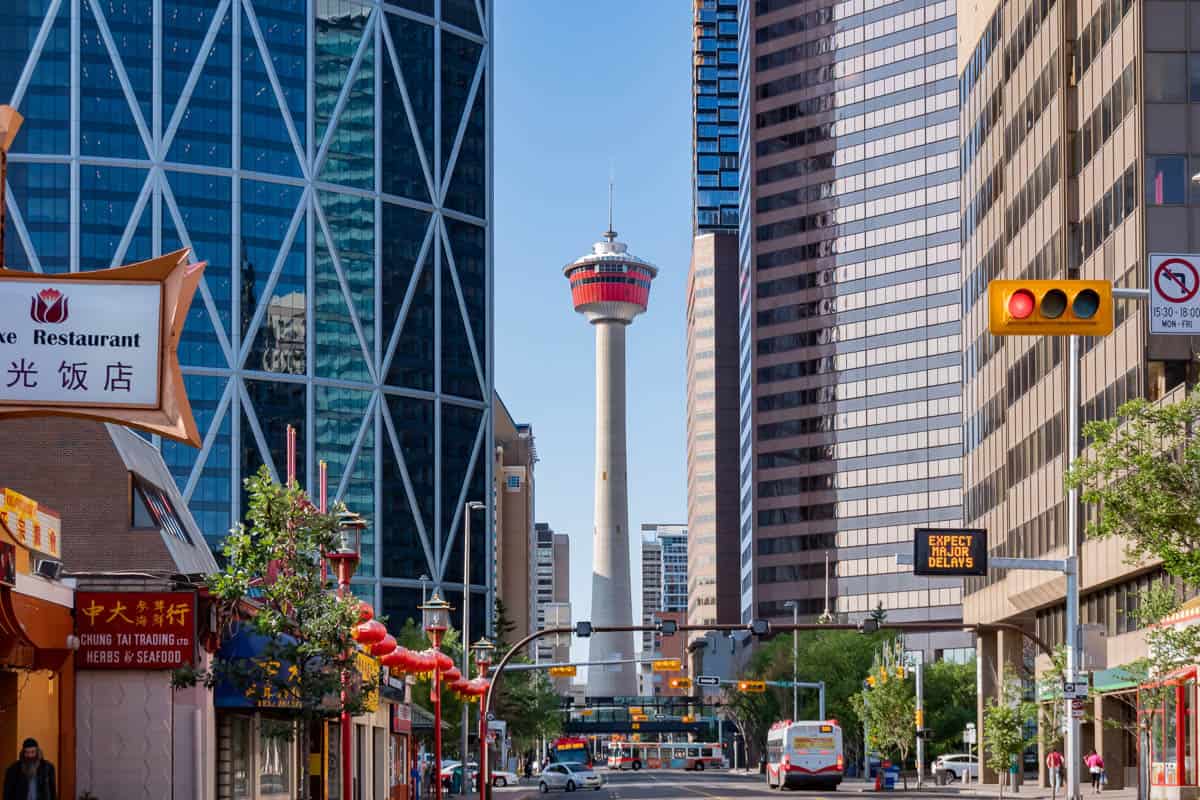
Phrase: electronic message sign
[{"left": 912, "top": 528, "right": 987, "bottom": 576}]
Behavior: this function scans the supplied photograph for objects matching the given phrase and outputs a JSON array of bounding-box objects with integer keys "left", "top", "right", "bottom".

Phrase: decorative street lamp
[
  {"left": 461, "top": 500, "right": 485, "bottom": 787},
  {"left": 421, "top": 591, "right": 453, "bottom": 800},
  {"left": 473, "top": 637, "right": 496, "bottom": 798},
  {"left": 0, "top": 105, "right": 24, "bottom": 269},
  {"left": 329, "top": 509, "right": 366, "bottom": 800}
]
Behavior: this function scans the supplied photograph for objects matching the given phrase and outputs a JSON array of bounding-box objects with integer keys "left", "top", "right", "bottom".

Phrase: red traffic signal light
[{"left": 988, "top": 280, "right": 1113, "bottom": 336}]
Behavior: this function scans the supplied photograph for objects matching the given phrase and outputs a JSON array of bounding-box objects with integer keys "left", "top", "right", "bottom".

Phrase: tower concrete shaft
[{"left": 587, "top": 319, "right": 637, "bottom": 696}]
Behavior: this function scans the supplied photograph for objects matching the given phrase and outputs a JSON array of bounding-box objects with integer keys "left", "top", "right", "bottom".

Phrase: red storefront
[{"left": 1140, "top": 666, "right": 1198, "bottom": 800}]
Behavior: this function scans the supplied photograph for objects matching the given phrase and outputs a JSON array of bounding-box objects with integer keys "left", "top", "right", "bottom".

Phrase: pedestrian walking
[
  {"left": 411, "top": 756, "right": 422, "bottom": 800},
  {"left": 1046, "top": 749, "right": 1064, "bottom": 793},
  {"left": 3, "top": 738, "right": 56, "bottom": 800},
  {"left": 1085, "top": 750, "right": 1105, "bottom": 793}
]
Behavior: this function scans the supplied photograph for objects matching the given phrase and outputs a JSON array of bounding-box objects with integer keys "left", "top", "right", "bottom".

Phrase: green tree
[
  {"left": 853, "top": 641, "right": 915, "bottom": 784},
  {"left": 490, "top": 600, "right": 561, "bottom": 747},
  {"left": 923, "top": 659, "right": 977, "bottom": 758},
  {"left": 983, "top": 677, "right": 1036, "bottom": 800},
  {"left": 724, "top": 684, "right": 781, "bottom": 766},
  {"left": 393, "top": 617, "right": 469, "bottom": 755},
  {"left": 174, "top": 466, "right": 369, "bottom": 800},
  {"left": 1065, "top": 387, "right": 1200, "bottom": 584}
]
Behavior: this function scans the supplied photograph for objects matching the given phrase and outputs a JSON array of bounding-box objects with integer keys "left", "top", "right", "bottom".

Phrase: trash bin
[{"left": 884, "top": 765, "right": 901, "bottom": 791}]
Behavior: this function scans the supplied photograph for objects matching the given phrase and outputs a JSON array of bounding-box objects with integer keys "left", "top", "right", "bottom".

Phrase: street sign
[
  {"left": 1151, "top": 254, "right": 1200, "bottom": 334},
  {"left": 964, "top": 727, "right": 977, "bottom": 745},
  {"left": 696, "top": 675, "right": 721, "bottom": 687},
  {"left": 487, "top": 712, "right": 496, "bottom": 721},
  {"left": 912, "top": 527, "right": 988, "bottom": 576},
  {"left": 1071, "top": 699, "right": 1086, "bottom": 719},
  {"left": 1063, "top": 679, "right": 1089, "bottom": 699}
]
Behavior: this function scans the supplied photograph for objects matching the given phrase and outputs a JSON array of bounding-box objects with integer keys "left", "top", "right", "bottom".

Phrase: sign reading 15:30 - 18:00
[{"left": 912, "top": 528, "right": 988, "bottom": 576}]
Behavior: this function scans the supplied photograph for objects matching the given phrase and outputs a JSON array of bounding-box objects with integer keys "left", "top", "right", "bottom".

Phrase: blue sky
[{"left": 493, "top": 3, "right": 694, "bottom": 665}]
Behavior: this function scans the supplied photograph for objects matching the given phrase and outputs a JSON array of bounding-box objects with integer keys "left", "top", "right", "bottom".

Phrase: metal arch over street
[{"left": 476, "top": 619, "right": 1053, "bottom": 799}]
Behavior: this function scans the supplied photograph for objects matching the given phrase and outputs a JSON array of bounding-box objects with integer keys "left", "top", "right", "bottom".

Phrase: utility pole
[
  {"left": 784, "top": 600, "right": 798, "bottom": 719},
  {"left": 915, "top": 655, "right": 925, "bottom": 787},
  {"left": 1065, "top": 335, "right": 1082, "bottom": 800},
  {"left": 463, "top": 501, "right": 484, "bottom": 789}
]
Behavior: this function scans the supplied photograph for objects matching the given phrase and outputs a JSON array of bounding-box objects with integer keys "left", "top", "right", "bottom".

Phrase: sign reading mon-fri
[
  {"left": 912, "top": 527, "right": 988, "bottom": 576},
  {"left": 1151, "top": 253, "right": 1200, "bottom": 334}
]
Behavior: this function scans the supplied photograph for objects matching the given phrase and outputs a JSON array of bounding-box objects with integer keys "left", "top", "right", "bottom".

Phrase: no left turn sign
[{"left": 1150, "top": 254, "right": 1200, "bottom": 334}]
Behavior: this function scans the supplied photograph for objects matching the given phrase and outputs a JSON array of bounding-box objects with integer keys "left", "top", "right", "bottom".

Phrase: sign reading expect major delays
[{"left": 912, "top": 528, "right": 988, "bottom": 576}]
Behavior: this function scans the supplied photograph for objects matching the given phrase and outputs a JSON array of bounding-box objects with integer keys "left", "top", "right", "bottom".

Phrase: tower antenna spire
[{"left": 604, "top": 166, "right": 617, "bottom": 242}]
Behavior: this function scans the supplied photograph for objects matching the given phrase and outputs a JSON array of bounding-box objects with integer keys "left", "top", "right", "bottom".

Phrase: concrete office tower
[
  {"left": 958, "top": 0, "right": 1200, "bottom": 782},
  {"left": 563, "top": 220, "right": 659, "bottom": 697}
]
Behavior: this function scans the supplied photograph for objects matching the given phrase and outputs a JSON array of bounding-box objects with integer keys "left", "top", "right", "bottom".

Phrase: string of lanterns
[{"left": 349, "top": 600, "right": 491, "bottom": 701}]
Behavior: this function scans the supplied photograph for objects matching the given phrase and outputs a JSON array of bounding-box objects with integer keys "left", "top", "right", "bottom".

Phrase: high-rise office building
[
  {"left": 687, "top": 0, "right": 744, "bottom": 636},
  {"left": 736, "top": 0, "right": 969, "bottom": 653},
  {"left": 533, "top": 522, "right": 570, "bottom": 664},
  {"left": 959, "top": 0, "right": 1200, "bottom": 782},
  {"left": 0, "top": 1, "right": 493, "bottom": 636}
]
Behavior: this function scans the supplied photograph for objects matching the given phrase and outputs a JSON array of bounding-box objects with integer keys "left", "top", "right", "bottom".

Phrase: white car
[
  {"left": 538, "top": 763, "right": 603, "bottom": 792},
  {"left": 491, "top": 769, "right": 519, "bottom": 787},
  {"left": 934, "top": 753, "right": 979, "bottom": 782}
]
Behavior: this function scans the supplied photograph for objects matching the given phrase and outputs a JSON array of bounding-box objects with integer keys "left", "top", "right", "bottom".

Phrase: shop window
[
  {"left": 259, "top": 718, "right": 295, "bottom": 799},
  {"left": 1147, "top": 53, "right": 1188, "bottom": 102},
  {"left": 1147, "top": 156, "right": 1188, "bottom": 205},
  {"left": 230, "top": 716, "right": 253, "bottom": 800}
]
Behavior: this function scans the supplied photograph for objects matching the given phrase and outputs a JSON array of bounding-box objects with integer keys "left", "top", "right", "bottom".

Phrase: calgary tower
[{"left": 563, "top": 202, "right": 658, "bottom": 697}]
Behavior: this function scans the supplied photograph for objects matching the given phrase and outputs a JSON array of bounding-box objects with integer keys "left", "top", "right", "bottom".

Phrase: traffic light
[
  {"left": 914, "top": 709, "right": 924, "bottom": 727},
  {"left": 896, "top": 666, "right": 907, "bottom": 680},
  {"left": 988, "top": 279, "right": 1113, "bottom": 336},
  {"left": 879, "top": 667, "right": 888, "bottom": 684},
  {"left": 548, "top": 665, "right": 577, "bottom": 678},
  {"left": 669, "top": 677, "right": 693, "bottom": 690},
  {"left": 652, "top": 659, "right": 682, "bottom": 673},
  {"left": 738, "top": 680, "right": 766, "bottom": 693}
]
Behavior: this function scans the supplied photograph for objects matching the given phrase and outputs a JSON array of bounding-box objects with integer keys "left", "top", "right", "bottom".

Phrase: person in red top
[
  {"left": 1085, "top": 750, "right": 1105, "bottom": 793},
  {"left": 1046, "top": 749, "right": 1064, "bottom": 792}
]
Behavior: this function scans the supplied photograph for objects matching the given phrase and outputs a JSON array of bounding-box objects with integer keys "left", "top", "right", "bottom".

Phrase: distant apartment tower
[
  {"left": 534, "top": 523, "right": 570, "bottom": 664},
  {"left": 640, "top": 524, "right": 689, "bottom": 652},
  {"left": 494, "top": 396, "right": 537, "bottom": 646},
  {"left": 687, "top": 0, "right": 744, "bottom": 637},
  {"left": 735, "top": 0, "right": 969, "bottom": 654}
]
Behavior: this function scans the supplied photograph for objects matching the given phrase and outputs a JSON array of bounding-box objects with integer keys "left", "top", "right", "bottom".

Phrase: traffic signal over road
[
  {"left": 652, "top": 658, "right": 682, "bottom": 672},
  {"left": 738, "top": 680, "right": 766, "bottom": 693},
  {"left": 668, "top": 677, "right": 693, "bottom": 690},
  {"left": 548, "top": 665, "right": 577, "bottom": 678},
  {"left": 988, "top": 279, "right": 1113, "bottom": 336}
]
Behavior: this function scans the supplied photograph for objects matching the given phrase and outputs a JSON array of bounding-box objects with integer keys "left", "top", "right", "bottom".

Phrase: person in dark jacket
[{"left": 3, "top": 738, "right": 56, "bottom": 800}]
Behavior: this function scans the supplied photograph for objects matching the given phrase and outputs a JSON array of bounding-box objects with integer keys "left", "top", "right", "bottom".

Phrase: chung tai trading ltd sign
[{"left": 0, "top": 250, "right": 206, "bottom": 446}]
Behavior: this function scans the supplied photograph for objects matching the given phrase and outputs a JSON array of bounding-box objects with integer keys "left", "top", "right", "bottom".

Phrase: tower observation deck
[{"left": 563, "top": 223, "right": 658, "bottom": 698}]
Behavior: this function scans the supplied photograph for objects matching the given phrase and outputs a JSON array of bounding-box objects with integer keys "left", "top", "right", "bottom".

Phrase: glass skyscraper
[
  {"left": 736, "top": 0, "right": 969, "bottom": 652},
  {"left": 694, "top": 0, "right": 741, "bottom": 232},
  {"left": 0, "top": 0, "right": 492, "bottom": 636}
]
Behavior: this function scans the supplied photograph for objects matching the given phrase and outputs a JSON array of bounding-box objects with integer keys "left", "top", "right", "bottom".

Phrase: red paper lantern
[
  {"left": 357, "top": 601, "right": 375, "bottom": 623},
  {"left": 435, "top": 651, "right": 454, "bottom": 672},
  {"left": 443, "top": 666, "right": 462, "bottom": 683},
  {"left": 380, "top": 650, "right": 407, "bottom": 669},
  {"left": 370, "top": 634, "right": 397, "bottom": 657},
  {"left": 416, "top": 649, "right": 437, "bottom": 673},
  {"left": 352, "top": 619, "right": 387, "bottom": 646}
]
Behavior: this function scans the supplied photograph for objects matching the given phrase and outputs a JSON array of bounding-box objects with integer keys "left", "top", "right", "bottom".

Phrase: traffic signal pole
[{"left": 1066, "top": 333, "right": 1082, "bottom": 800}]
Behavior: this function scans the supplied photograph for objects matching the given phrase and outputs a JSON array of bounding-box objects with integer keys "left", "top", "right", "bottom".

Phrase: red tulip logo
[{"left": 30, "top": 288, "right": 68, "bottom": 324}]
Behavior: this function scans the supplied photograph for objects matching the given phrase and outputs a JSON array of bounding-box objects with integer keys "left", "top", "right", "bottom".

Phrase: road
[{"left": 493, "top": 769, "right": 824, "bottom": 799}]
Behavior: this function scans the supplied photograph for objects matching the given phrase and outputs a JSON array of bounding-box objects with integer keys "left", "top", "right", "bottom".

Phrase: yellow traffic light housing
[
  {"left": 737, "top": 680, "right": 766, "bottom": 693},
  {"left": 669, "top": 677, "right": 693, "bottom": 690},
  {"left": 896, "top": 666, "right": 906, "bottom": 679},
  {"left": 548, "top": 665, "right": 577, "bottom": 678},
  {"left": 652, "top": 659, "right": 682, "bottom": 673},
  {"left": 988, "top": 279, "right": 1113, "bottom": 336}
]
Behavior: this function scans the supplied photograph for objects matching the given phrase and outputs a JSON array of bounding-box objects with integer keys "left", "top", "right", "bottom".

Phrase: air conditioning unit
[{"left": 34, "top": 558, "right": 63, "bottom": 580}]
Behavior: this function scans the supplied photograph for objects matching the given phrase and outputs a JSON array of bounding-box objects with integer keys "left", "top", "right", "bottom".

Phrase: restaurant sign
[
  {"left": 75, "top": 591, "right": 196, "bottom": 669},
  {"left": 0, "top": 250, "right": 206, "bottom": 446},
  {"left": 912, "top": 527, "right": 988, "bottom": 576},
  {"left": 0, "top": 487, "right": 60, "bottom": 559}
]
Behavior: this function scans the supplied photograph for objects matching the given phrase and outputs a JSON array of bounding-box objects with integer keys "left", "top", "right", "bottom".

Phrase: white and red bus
[
  {"left": 765, "top": 720, "right": 845, "bottom": 790},
  {"left": 549, "top": 737, "right": 594, "bottom": 769},
  {"left": 606, "top": 741, "right": 724, "bottom": 771}
]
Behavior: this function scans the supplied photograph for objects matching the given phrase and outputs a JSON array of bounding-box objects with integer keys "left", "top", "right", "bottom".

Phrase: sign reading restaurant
[
  {"left": 0, "top": 250, "right": 206, "bottom": 446},
  {"left": 912, "top": 527, "right": 988, "bottom": 576}
]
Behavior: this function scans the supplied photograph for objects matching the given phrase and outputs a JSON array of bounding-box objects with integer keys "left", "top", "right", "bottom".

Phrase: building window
[
  {"left": 1146, "top": 53, "right": 1187, "bottom": 103},
  {"left": 1147, "top": 156, "right": 1188, "bottom": 205}
]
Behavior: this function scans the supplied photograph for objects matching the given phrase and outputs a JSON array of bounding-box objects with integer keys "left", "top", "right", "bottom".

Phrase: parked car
[
  {"left": 491, "top": 769, "right": 519, "bottom": 787},
  {"left": 538, "top": 763, "right": 604, "bottom": 792},
  {"left": 933, "top": 753, "right": 979, "bottom": 782}
]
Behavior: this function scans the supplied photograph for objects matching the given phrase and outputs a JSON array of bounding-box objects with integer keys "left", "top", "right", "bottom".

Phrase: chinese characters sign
[
  {"left": 0, "top": 487, "right": 60, "bottom": 558},
  {"left": 0, "top": 278, "right": 162, "bottom": 407},
  {"left": 75, "top": 591, "right": 195, "bottom": 669},
  {"left": 912, "top": 527, "right": 988, "bottom": 576}
]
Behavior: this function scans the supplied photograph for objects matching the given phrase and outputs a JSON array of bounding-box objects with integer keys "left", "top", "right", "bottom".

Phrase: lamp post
[
  {"left": 473, "top": 637, "right": 495, "bottom": 800},
  {"left": 0, "top": 106, "right": 24, "bottom": 269},
  {"left": 462, "top": 500, "right": 485, "bottom": 787},
  {"left": 422, "top": 591, "right": 453, "bottom": 800},
  {"left": 420, "top": 573, "right": 430, "bottom": 605},
  {"left": 783, "top": 600, "right": 798, "bottom": 721},
  {"left": 329, "top": 509, "right": 366, "bottom": 800}
]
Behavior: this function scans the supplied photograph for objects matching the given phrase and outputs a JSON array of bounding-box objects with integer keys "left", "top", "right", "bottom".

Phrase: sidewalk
[{"left": 839, "top": 777, "right": 1138, "bottom": 800}]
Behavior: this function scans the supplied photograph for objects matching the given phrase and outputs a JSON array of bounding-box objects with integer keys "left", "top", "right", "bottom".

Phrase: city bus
[
  {"left": 765, "top": 720, "right": 845, "bottom": 790},
  {"left": 606, "top": 741, "right": 724, "bottom": 771},
  {"left": 549, "top": 737, "right": 594, "bottom": 769}
]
